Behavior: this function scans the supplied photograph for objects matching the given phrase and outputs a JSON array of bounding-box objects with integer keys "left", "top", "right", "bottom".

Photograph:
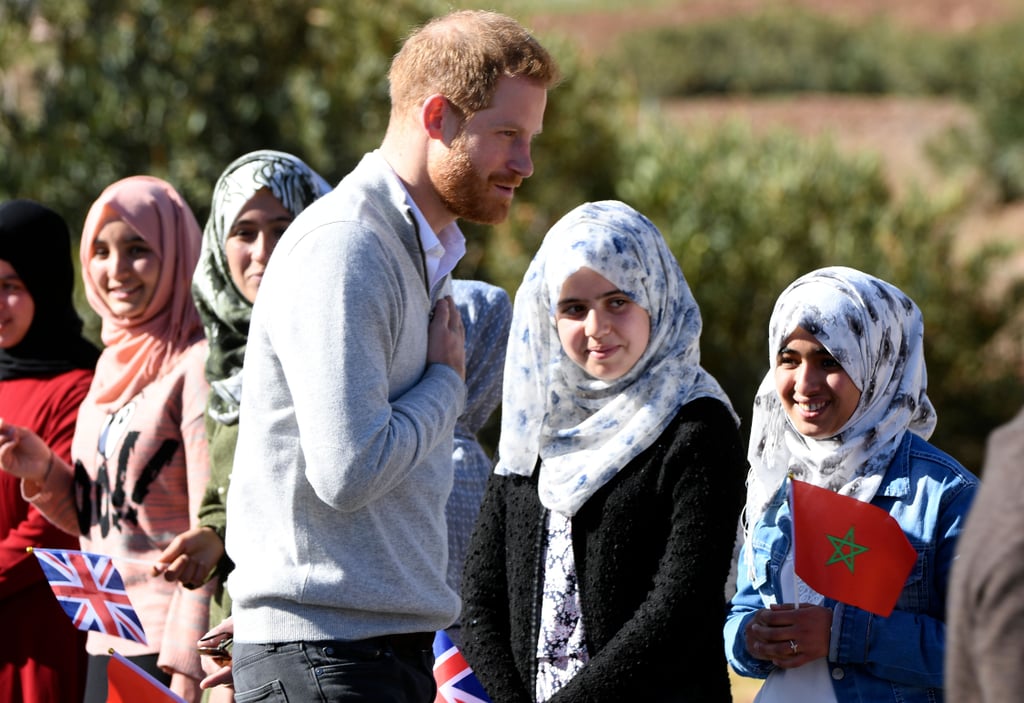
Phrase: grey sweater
[{"left": 225, "top": 151, "right": 466, "bottom": 643}]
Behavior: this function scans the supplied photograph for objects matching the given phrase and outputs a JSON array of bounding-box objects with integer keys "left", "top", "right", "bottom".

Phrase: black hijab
[{"left": 0, "top": 199, "right": 100, "bottom": 380}]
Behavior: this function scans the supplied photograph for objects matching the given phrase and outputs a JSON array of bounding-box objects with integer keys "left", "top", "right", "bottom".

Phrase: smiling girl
[
  {"left": 725, "top": 266, "right": 978, "bottom": 703},
  {"left": 461, "top": 200, "right": 747, "bottom": 702}
]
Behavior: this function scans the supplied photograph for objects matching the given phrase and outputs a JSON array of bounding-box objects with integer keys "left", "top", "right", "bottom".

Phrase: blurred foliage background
[{"left": 2, "top": 0, "right": 1024, "bottom": 470}]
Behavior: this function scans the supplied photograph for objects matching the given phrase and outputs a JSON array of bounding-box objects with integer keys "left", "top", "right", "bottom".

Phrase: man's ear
[{"left": 421, "top": 94, "right": 460, "bottom": 143}]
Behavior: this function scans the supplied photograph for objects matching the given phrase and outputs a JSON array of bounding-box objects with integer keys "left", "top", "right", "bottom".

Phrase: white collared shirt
[{"left": 390, "top": 170, "right": 466, "bottom": 295}]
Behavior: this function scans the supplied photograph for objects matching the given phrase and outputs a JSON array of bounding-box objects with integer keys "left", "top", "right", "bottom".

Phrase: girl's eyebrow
[
  {"left": 557, "top": 288, "right": 624, "bottom": 306},
  {"left": 96, "top": 232, "right": 146, "bottom": 245},
  {"left": 233, "top": 214, "right": 294, "bottom": 227},
  {"left": 777, "top": 345, "right": 830, "bottom": 356}
]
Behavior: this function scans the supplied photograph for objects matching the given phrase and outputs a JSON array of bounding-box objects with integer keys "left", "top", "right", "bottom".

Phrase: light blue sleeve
[{"left": 724, "top": 545, "right": 775, "bottom": 680}]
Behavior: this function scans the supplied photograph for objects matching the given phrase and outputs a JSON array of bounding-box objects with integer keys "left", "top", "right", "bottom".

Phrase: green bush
[
  {"left": 967, "top": 20, "right": 1024, "bottom": 200},
  {"left": 612, "top": 10, "right": 967, "bottom": 98},
  {"left": 0, "top": 0, "right": 443, "bottom": 231}
]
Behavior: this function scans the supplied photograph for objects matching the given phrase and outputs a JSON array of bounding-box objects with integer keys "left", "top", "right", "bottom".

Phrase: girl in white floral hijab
[
  {"left": 463, "top": 200, "right": 746, "bottom": 702},
  {"left": 496, "top": 199, "right": 738, "bottom": 515}
]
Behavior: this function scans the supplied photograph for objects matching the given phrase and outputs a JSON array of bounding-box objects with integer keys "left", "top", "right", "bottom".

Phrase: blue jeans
[{"left": 232, "top": 635, "right": 436, "bottom": 703}]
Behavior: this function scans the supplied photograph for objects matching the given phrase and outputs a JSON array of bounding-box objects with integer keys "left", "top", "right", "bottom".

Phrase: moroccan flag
[
  {"left": 29, "top": 547, "right": 148, "bottom": 644},
  {"left": 790, "top": 478, "right": 917, "bottom": 617},
  {"left": 433, "top": 630, "right": 492, "bottom": 703},
  {"left": 107, "top": 649, "right": 187, "bottom": 703}
]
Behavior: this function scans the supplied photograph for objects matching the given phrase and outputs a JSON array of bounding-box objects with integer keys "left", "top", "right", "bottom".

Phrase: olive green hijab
[{"left": 191, "top": 150, "right": 331, "bottom": 424}]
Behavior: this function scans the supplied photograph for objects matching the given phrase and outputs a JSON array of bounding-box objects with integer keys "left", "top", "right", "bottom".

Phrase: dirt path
[{"left": 531, "top": 0, "right": 1023, "bottom": 49}]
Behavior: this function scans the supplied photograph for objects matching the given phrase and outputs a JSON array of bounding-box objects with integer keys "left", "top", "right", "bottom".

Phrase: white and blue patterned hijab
[
  {"left": 743, "top": 266, "right": 937, "bottom": 541},
  {"left": 496, "top": 200, "right": 738, "bottom": 517}
]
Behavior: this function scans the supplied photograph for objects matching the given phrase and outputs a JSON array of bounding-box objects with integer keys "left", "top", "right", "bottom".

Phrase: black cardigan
[{"left": 461, "top": 397, "right": 747, "bottom": 702}]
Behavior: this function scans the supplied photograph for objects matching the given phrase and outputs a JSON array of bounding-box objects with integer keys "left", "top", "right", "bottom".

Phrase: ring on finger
[{"left": 789, "top": 640, "right": 799, "bottom": 655}]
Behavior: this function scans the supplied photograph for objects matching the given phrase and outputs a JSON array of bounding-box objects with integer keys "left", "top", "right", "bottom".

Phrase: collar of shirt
[{"left": 387, "top": 167, "right": 466, "bottom": 294}]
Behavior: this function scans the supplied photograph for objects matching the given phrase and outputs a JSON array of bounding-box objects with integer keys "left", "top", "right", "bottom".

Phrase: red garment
[
  {"left": 0, "top": 370, "right": 92, "bottom": 703},
  {"left": 106, "top": 650, "right": 185, "bottom": 703}
]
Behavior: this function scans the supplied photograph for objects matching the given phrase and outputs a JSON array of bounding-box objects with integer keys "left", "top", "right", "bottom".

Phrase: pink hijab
[{"left": 79, "top": 176, "right": 203, "bottom": 411}]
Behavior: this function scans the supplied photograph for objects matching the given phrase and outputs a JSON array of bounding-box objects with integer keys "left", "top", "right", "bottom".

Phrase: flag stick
[
  {"left": 786, "top": 473, "right": 800, "bottom": 610},
  {"left": 26, "top": 546, "right": 162, "bottom": 569}
]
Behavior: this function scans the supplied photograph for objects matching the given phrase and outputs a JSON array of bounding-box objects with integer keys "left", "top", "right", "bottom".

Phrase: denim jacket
[{"left": 724, "top": 432, "right": 978, "bottom": 702}]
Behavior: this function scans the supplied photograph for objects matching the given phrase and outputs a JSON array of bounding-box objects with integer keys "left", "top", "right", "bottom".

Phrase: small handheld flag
[
  {"left": 433, "top": 630, "right": 492, "bottom": 703},
  {"left": 29, "top": 547, "right": 148, "bottom": 645},
  {"left": 107, "top": 649, "right": 187, "bottom": 703},
  {"left": 790, "top": 478, "right": 917, "bottom": 617}
]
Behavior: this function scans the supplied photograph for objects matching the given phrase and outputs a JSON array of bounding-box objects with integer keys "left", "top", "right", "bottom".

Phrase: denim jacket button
[{"left": 831, "top": 667, "right": 845, "bottom": 680}]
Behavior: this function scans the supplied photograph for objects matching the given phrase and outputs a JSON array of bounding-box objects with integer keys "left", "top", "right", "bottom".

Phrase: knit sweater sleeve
[
  {"left": 461, "top": 472, "right": 534, "bottom": 703},
  {"left": 265, "top": 222, "right": 464, "bottom": 512}
]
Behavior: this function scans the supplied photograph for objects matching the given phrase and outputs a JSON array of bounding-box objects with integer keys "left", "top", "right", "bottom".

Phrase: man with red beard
[{"left": 221, "top": 10, "right": 559, "bottom": 703}]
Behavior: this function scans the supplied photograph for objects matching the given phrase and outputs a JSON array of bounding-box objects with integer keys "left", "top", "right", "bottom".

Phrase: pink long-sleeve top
[{"left": 27, "top": 341, "right": 212, "bottom": 680}]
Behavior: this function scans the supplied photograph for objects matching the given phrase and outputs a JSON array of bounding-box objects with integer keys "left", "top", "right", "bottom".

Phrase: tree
[{"left": 0, "top": 0, "right": 440, "bottom": 231}]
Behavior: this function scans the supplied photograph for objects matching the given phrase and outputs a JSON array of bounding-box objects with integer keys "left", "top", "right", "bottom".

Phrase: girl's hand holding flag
[
  {"left": 744, "top": 602, "right": 832, "bottom": 669},
  {"left": 744, "top": 472, "right": 919, "bottom": 670}
]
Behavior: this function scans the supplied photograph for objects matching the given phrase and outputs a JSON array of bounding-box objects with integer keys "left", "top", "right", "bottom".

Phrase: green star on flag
[
  {"left": 789, "top": 477, "right": 918, "bottom": 617},
  {"left": 825, "top": 526, "right": 869, "bottom": 573}
]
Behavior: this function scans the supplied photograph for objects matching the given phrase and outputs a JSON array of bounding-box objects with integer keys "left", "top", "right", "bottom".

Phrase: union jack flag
[
  {"left": 30, "top": 548, "right": 147, "bottom": 645},
  {"left": 433, "top": 630, "right": 491, "bottom": 703}
]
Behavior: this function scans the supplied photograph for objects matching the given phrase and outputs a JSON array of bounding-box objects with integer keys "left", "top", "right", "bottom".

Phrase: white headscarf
[
  {"left": 743, "top": 266, "right": 937, "bottom": 548},
  {"left": 496, "top": 200, "right": 738, "bottom": 517}
]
